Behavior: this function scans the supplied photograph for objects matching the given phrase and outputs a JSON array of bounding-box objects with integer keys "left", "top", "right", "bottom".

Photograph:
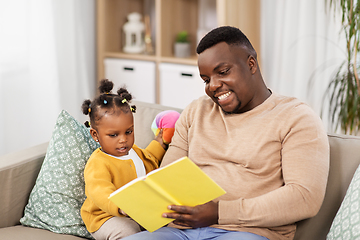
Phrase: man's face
[{"left": 198, "top": 42, "right": 257, "bottom": 114}]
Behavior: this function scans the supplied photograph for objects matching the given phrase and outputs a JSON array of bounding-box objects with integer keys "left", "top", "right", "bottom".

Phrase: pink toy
[{"left": 151, "top": 110, "right": 180, "bottom": 144}]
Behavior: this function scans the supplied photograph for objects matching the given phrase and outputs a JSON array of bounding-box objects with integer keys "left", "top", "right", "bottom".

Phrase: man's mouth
[{"left": 217, "top": 91, "right": 232, "bottom": 100}]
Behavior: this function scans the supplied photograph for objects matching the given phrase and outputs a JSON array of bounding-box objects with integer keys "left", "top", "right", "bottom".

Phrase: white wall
[
  {"left": 0, "top": 0, "right": 96, "bottom": 156},
  {"left": 260, "top": 0, "right": 345, "bottom": 133},
  {"left": 0, "top": 0, "right": 348, "bottom": 156}
]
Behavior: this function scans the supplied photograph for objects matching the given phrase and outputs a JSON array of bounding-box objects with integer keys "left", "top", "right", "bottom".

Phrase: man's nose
[{"left": 208, "top": 77, "right": 222, "bottom": 92}]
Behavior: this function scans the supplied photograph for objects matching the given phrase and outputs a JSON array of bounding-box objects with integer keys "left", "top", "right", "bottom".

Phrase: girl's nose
[{"left": 119, "top": 135, "right": 126, "bottom": 143}]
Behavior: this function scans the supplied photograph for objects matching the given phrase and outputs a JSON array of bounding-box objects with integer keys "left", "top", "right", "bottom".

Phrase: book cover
[{"left": 108, "top": 156, "right": 226, "bottom": 232}]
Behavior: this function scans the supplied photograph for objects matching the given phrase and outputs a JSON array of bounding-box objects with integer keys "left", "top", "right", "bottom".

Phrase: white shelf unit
[
  {"left": 159, "top": 63, "right": 205, "bottom": 109},
  {"left": 96, "top": 0, "right": 261, "bottom": 104},
  {"left": 104, "top": 58, "right": 156, "bottom": 103}
]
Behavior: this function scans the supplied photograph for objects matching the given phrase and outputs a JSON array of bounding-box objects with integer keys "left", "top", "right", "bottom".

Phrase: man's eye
[
  {"left": 203, "top": 78, "right": 210, "bottom": 84},
  {"left": 219, "top": 69, "right": 229, "bottom": 75}
]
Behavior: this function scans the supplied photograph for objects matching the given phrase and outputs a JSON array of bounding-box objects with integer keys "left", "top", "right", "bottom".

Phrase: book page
[
  {"left": 146, "top": 157, "right": 226, "bottom": 206},
  {"left": 108, "top": 156, "right": 226, "bottom": 232}
]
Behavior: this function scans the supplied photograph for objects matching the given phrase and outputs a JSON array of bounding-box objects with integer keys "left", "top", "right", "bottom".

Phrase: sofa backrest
[{"left": 294, "top": 133, "right": 360, "bottom": 240}]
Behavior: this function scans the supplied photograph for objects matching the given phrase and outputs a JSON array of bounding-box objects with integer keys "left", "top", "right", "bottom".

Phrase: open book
[{"left": 108, "top": 156, "right": 226, "bottom": 232}]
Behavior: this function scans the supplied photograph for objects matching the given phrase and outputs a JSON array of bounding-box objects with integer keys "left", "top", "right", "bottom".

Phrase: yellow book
[{"left": 108, "top": 156, "right": 226, "bottom": 232}]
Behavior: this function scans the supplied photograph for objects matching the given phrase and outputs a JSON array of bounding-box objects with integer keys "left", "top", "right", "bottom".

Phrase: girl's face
[{"left": 90, "top": 111, "right": 135, "bottom": 157}]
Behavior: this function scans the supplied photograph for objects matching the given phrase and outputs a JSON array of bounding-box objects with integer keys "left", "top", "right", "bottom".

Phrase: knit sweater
[
  {"left": 81, "top": 140, "right": 165, "bottom": 233},
  {"left": 161, "top": 92, "right": 329, "bottom": 240}
]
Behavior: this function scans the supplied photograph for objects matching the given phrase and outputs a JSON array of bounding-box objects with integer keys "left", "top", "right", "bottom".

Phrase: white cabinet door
[
  {"left": 160, "top": 63, "right": 206, "bottom": 109},
  {"left": 104, "top": 58, "right": 156, "bottom": 103}
]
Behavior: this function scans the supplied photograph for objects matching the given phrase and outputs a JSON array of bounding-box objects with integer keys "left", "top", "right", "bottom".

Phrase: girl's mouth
[{"left": 117, "top": 147, "right": 128, "bottom": 153}]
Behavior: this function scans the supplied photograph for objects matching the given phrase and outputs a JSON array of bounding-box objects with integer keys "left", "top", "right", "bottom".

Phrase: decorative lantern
[{"left": 123, "top": 12, "right": 145, "bottom": 54}]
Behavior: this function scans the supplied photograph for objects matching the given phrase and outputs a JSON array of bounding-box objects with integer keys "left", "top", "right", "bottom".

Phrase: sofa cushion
[
  {"left": 20, "top": 110, "right": 99, "bottom": 239},
  {"left": 327, "top": 163, "right": 360, "bottom": 239},
  {"left": 0, "top": 226, "right": 86, "bottom": 240}
]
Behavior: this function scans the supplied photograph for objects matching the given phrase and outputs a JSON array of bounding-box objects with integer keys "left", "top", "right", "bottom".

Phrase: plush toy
[{"left": 151, "top": 110, "right": 180, "bottom": 144}]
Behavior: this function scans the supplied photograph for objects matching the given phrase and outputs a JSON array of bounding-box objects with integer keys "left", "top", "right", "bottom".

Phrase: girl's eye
[
  {"left": 109, "top": 134, "right": 117, "bottom": 137},
  {"left": 126, "top": 130, "right": 133, "bottom": 135}
]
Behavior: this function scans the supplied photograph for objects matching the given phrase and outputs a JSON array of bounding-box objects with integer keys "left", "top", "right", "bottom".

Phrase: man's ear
[
  {"left": 90, "top": 128, "right": 98, "bottom": 142},
  {"left": 248, "top": 55, "right": 257, "bottom": 74}
]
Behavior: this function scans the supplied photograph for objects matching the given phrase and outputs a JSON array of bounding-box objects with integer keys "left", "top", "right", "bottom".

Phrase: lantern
[{"left": 123, "top": 12, "right": 145, "bottom": 54}]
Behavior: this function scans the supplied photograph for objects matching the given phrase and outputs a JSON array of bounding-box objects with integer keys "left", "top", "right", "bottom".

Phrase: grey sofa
[{"left": 0, "top": 100, "right": 360, "bottom": 240}]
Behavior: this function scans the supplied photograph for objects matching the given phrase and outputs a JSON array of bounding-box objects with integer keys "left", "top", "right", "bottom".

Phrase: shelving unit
[{"left": 96, "top": 0, "right": 260, "bottom": 105}]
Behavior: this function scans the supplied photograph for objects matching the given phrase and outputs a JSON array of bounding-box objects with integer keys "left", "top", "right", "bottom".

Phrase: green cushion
[
  {"left": 327, "top": 164, "right": 360, "bottom": 239},
  {"left": 20, "top": 110, "right": 99, "bottom": 239}
]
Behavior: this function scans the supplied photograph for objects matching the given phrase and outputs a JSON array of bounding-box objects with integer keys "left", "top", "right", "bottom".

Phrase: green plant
[
  {"left": 323, "top": 0, "right": 360, "bottom": 134},
  {"left": 175, "top": 31, "right": 189, "bottom": 43}
]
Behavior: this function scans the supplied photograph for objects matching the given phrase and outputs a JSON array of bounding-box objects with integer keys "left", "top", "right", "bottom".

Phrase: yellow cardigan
[{"left": 81, "top": 140, "right": 165, "bottom": 233}]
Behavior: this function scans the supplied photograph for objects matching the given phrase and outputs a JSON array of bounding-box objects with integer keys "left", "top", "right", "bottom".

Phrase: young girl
[{"left": 80, "top": 79, "right": 167, "bottom": 240}]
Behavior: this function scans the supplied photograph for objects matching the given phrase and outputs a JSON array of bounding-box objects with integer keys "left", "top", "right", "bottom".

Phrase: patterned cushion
[
  {"left": 327, "top": 164, "right": 360, "bottom": 239},
  {"left": 20, "top": 110, "right": 99, "bottom": 238}
]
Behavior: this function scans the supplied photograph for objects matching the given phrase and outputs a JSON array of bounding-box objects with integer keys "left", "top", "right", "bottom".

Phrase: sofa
[{"left": 0, "top": 100, "right": 360, "bottom": 240}]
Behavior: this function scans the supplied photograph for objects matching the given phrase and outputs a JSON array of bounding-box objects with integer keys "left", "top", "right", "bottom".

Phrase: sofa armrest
[{"left": 0, "top": 142, "right": 48, "bottom": 228}]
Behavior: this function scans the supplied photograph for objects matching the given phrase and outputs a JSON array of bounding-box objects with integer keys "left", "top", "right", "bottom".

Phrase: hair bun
[{"left": 99, "top": 79, "right": 114, "bottom": 94}]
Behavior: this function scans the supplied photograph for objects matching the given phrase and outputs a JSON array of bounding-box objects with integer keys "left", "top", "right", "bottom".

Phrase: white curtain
[
  {"left": 0, "top": 0, "right": 96, "bottom": 156},
  {"left": 260, "top": 0, "right": 346, "bottom": 132}
]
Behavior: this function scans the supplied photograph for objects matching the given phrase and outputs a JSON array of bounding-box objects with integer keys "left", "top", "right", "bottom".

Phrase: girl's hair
[{"left": 81, "top": 79, "right": 136, "bottom": 128}]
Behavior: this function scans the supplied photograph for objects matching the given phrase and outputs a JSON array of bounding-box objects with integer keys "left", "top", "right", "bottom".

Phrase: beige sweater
[{"left": 161, "top": 92, "right": 329, "bottom": 240}]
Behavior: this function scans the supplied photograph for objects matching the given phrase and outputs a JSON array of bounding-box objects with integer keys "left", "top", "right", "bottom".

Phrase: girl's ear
[{"left": 90, "top": 128, "right": 99, "bottom": 142}]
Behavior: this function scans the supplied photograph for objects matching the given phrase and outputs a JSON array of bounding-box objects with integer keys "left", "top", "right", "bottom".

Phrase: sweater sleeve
[
  {"left": 84, "top": 156, "right": 121, "bottom": 218},
  {"left": 218, "top": 104, "right": 330, "bottom": 228},
  {"left": 144, "top": 140, "right": 166, "bottom": 166}
]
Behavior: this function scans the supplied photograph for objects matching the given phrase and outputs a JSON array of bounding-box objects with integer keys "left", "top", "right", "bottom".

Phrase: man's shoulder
[
  {"left": 272, "top": 92, "right": 310, "bottom": 111},
  {"left": 271, "top": 92, "right": 322, "bottom": 125}
]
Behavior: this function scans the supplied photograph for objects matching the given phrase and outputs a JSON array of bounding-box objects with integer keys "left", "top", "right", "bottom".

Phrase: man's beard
[{"left": 220, "top": 101, "right": 242, "bottom": 115}]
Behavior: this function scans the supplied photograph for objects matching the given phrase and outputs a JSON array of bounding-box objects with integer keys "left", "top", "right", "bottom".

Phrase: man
[{"left": 123, "top": 26, "right": 329, "bottom": 240}]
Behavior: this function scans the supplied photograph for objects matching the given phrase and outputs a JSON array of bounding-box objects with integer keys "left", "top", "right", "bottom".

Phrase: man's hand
[{"left": 162, "top": 201, "right": 219, "bottom": 228}]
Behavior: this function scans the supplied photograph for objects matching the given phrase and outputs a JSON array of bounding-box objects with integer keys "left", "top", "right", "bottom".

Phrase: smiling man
[
  {"left": 198, "top": 40, "right": 270, "bottom": 114},
  {"left": 123, "top": 26, "right": 329, "bottom": 240}
]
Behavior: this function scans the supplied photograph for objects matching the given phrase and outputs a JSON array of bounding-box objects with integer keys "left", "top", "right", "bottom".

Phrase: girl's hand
[
  {"left": 155, "top": 129, "right": 168, "bottom": 150},
  {"left": 118, "top": 208, "right": 128, "bottom": 216}
]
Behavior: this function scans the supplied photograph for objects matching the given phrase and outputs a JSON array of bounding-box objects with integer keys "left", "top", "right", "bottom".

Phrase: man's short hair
[{"left": 196, "top": 26, "right": 256, "bottom": 56}]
